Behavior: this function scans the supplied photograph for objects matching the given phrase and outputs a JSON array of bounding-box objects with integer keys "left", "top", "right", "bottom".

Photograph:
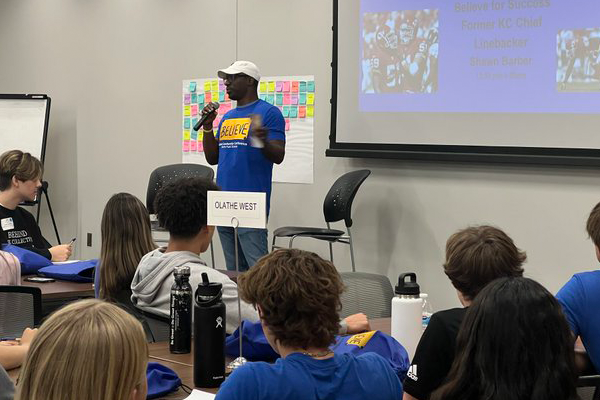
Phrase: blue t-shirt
[
  {"left": 216, "top": 99, "right": 285, "bottom": 216},
  {"left": 556, "top": 270, "right": 600, "bottom": 373},
  {"left": 215, "top": 352, "right": 403, "bottom": 400}
]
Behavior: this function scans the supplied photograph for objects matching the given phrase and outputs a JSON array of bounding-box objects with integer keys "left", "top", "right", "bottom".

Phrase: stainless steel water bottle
[{"left": 170, "top": 266, "right": 192, "bottom": 354}]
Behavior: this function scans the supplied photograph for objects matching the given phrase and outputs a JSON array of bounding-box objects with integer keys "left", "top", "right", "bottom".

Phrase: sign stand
[{"left": 228, "top": 217, "right": 247, "bottom": 371}]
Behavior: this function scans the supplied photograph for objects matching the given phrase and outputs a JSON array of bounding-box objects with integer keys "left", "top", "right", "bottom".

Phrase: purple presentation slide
[{"left": 360, "top": 0, "right": 600, "bottom": 113}]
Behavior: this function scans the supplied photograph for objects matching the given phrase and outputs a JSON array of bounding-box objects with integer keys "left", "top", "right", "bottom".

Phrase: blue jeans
[{"left": 217, "top": 226, "right": 268, "bottom": 271}]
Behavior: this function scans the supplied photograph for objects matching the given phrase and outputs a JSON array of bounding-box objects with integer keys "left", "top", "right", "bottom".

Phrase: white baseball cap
[{"left": 218, "top": 61, "right": 261, "bottom": 82}]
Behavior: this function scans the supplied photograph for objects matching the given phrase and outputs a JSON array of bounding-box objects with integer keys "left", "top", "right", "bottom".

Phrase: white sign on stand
[{"left": 207, "top": 191, "right": 266, "bottom": 229}]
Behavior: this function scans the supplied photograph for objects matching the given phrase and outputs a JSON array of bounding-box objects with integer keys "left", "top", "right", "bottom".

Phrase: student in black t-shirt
[
  {"left": 0, "top": 150, "right": 71, "bottom": 261},
  {"left": 431, "top": 277, "right": 578, "bottom": 400},
  {"left": 403, "top": 225, "right": 525, "bottom": 400}
]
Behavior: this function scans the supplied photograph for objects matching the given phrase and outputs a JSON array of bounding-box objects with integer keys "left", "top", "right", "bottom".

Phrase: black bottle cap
[
  {"left": 395, "top": 272, "right": 420, "bottom": 295},
  {"left": 196, "top": 272, "right": 222, "bottom": 297}
]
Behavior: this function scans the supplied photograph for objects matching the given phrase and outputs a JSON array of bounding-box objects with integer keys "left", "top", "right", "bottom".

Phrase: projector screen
[{"left": 328, "top": 0, "right": 600, "bottom": 165}]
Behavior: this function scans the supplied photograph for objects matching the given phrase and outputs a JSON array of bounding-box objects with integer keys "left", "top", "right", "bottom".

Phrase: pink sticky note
[
  {"left": 182, "top": 140, "right": 190, "bottom": 152},
  {"left": 299, "top": 105, "right": 306, "bottom": 118},
  {"left": 184, "top": 94, "right": 191, "bottom": 104},
  {"left": 213, "top": 117, "right": 221, "bottom": 128},
  {"left": 291, "top": 81, "right": 299, "bottom": 92},
  {"left": 283, "top": 93, "right": 291, "bottom": 105},
  {"left": 276, "top": 81, "right": 283, "bottom": 92},
  {"left": 221, "top": 103, "right": 231, "bottom": 113},
  {"left": 283, "top": 81, "right": 290, "bottom": 92},
  {"left": 191, "top": 105, "right": 198, "bottom": 116},
  {"left": 206, "top": 92, "right": 212, "bottom": 102},
  {"left": 190, "top": 140, "right": 197, "bottom": 152},
  {"left": 198, "top": 141, "right": 204, "bottom": 152},
  {"left": 285, "top": 118, "right": 290, "bottom": 131},
  {"left": 291, "top": 94, "right": 298, "bottom": 105}
]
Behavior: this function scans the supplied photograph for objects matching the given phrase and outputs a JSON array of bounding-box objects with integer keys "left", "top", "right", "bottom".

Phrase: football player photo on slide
[
  {"left": 557, "top": 27, "right": 600, "bottom": 93},
  {"left": 361, "top": 9, "right": 439, "bottom": 94}
]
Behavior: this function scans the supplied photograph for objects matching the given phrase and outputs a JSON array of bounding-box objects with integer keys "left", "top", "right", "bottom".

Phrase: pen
[{"left": 68, "top": 237, "right": 76, "bottom": 246}]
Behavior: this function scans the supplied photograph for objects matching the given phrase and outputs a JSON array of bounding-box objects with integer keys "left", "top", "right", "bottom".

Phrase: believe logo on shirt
[{"left": 220, "top": 118, "right": 251, "bottom": 141}]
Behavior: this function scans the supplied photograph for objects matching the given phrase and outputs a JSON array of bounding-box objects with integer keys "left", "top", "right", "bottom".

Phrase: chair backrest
[
  {"left": 323, "top": 170, "right": 371, "bottom": 227},
  {"left": 146, "top": 163, "right": 215, "bottom": 214},
  {"left": 138, "top": 309, "right": 170, "bottom": 342},
  {"left": 339, "top": 272, "right": 393, "bottom": 319},
  {"left": 0, "top": 286, "right": 41, "bottom": 337},
  {"left": 578, "top": 374, "right": 600, "bottom": 400}
]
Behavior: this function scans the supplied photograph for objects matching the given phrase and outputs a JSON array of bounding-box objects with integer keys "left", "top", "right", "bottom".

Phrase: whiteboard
[{"left": 0, "top": 95, "right": 50, "bottom": 163}]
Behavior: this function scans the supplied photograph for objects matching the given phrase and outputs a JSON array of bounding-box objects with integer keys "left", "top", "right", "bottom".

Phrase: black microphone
[{"left": 193, "top": 102, "right": 220, "bottom": 131}]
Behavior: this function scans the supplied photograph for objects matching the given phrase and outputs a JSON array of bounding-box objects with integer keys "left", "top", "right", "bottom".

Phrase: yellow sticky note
[
  {"left": 268, "top": 81, "right": 275, "bottom": 92},
  {"left": 212, "top": 92, "right": 219, "bottom": 102},
  {"left": 183, "top": 130, "right": 191, "bottom": 140},
  {"left": 307, "top": 93, "right": 315, "bottom": 105},
  {"left": 211, "top": 80, "right": 219, "bottom": 92},
  {"left": 184, "top": 106, "right": 191, "bottom": 116},
  {"left": 198, "top": 131, "right": 204, "bottom": 141},
  {"left": 259, "top": 81, "right": 267, "bottom": 93},
  {"left": 204, "top": 81, "right": 211, "bottom": 92},
  {"left": 307, "top": 105, "right": 314, "bottom": 117}
]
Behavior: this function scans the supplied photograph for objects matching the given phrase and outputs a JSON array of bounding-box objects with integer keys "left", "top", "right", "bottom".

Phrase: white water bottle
[{"left": 391, "top": 272, "right": 423, "bottom": 361}]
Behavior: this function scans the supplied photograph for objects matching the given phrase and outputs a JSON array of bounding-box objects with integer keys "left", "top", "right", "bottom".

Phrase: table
[
  {"left": 146, "top": 318, "right": 392, "bottom": 399},
  {"left": 20, "top": 276, "right": 95, "bottom": 300}
]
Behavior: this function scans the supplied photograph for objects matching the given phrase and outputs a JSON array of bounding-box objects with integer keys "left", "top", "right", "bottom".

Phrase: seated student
[
  {"left": 0, "top": 327, "right": 36, "bottom": 370},
  {"left": 96, "top": 192, "right": 157, "bottom": 305},
  {"left": 216, "top": 249, "right": 403, "bottom": 400},
  {"left": 431, "top": 277, "right": 578, "bottom": 400},
  {"left": 403, "top": 225, "right": 525, "bottom": 400},
  {"left": 131, "top": 177, "right": 370, "bottom": 335},
  {"left": 0, "top": 250, "right": 19, "bottom": 285},
  {"left": 0, "top": 150, "right": 71, "bottom": 261},
  {"left": 15, "top": 299, "right": 148, "bottom": 400},
  {"left": 131, "top": 177, "right": 259, "bottom": 334},
  {"left": 557, "top": 200, "right": 600, "bottom": 373}
]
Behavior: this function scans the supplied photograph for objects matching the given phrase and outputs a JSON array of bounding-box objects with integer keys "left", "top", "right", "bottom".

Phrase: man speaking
[{"left": 201, "top": 61, "right": 285, "bottom": 271}]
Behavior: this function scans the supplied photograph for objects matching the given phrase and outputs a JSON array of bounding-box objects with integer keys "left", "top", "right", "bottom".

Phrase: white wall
[{"left": 1, "top": 0, "right": 599, "bottom": 311}]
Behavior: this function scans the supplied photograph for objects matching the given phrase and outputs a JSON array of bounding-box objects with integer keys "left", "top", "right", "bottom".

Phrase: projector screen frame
[{"left": 327, "top": 0, "right": 600, "bottom": 167}]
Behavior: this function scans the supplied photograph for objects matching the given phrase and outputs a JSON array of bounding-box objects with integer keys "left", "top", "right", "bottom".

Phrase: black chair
[
  {"left": 146, "top": 163, "right": 216, "bottom": 267},
  {"left": 138, "top": 309, "right": 170, "bottom": 342},
  {"left": 272, "top": 169, "right": 371, "bottom": 272},
  {"left": 0, "top": 286, "right": 42, "bottom": 337},
  {"left": 577, "top": 374, "right": 600, "bottom": 400},
  {"left": 339, "top": 272, "right": 393, "bottom": 319}
]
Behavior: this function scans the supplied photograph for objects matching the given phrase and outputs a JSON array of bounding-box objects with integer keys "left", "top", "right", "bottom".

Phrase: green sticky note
[
  {"left": 189, "top": 82, "right": 197, "bottom": 92},
  {"left": 191, "top": 94, "right": 197, "bottom": 103},
  {"left": 282, "top": 106, "right": 290, "bottom": 117},
  {"left": 184, "top": 118, "right": 191, "bottom": 129},
  {"left": 299, "top": 81, "right": 307, "bottom": 92},
  {"left": 307, "top": 81, "right": 315, "bottom": 92},
  {"left": 276, "top": 93, "right": 283, "bottom": 106},
  {"left": 191, "top": 130, "right": 198, "bottom": 141},
  {"left": 259, "top": 94, "right": 267, "bottom": 101},
  {"left": 299, "top": 93, "right": 307, "bottom": 105},
  {"left": 192, "top": 118, "right": 198, "bottom": 128},
  {"left": 289, "top": 106, "right": 298, "bottom": 118},
  {"left": 219, "top": 91, "right": 225, "bottom": 102},
  {"left": 267, "top": 94, "right": 275, "bottom": 104}
]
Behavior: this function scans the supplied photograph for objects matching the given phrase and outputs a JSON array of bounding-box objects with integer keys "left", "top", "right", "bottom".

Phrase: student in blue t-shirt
[
  {"left": 201, "top": 60, "right": 285, "bottom": 272},
  {"left": 215, "top": 249, "right": 403, "bottom": 400},
  {"left": 557, "top": 200, "right": 600, "bottom": 374}
]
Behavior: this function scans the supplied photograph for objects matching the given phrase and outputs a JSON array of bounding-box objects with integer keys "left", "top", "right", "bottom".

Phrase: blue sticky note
[
  {"left": 299, "top": 93, "right": 307, "bottom": 105},
  {"left": 192, "top": 118, "right": 198, "bottom": 128},
  {"left": 189, "top": 82, "right": 197, "bottom": 92},
  {"left": 198, "top": 93, "right": 204, "bottom": 105},
  {"left": 191, "top": 94, "right": 197, "bottom": 104},
  {"left": 289, "top": 106, "right": 298, "bottom": 118},
  {"left": 191, "top": 130, "right": 198, "bottom": 140},
  {"left": 276, "top": 93, "right": 283, "bottom": 106},
  {"left": 282, "top": 106, "right": 290, "bottom": 117},
  {"left": 184, "top": 118, "right": 191, "bottom": 129},
  {"left": 219, "top": 91, "right": 225, "bottom": 102},
  {"left": 260, "top": 94, "right": 267, "bottom": 101},
  {"left": 307, "top": 81, "right": 315, "bottom": 92},
  {"left": 299, "top": 81, "right": 307, "bottom": 92},
  {"left": 267, "top": 94, "right": 275, "bottom": 104}
]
